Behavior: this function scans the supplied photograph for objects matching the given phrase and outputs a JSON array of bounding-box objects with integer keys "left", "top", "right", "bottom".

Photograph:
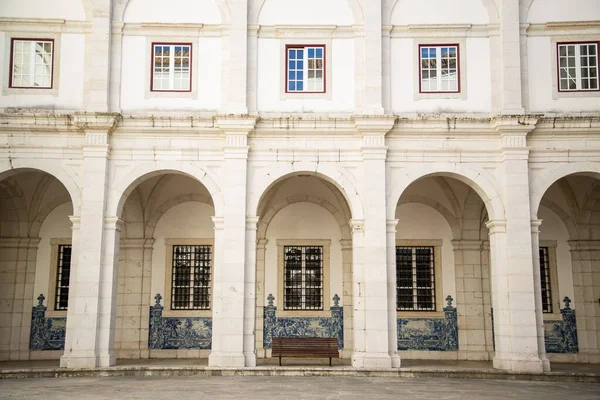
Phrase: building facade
[{"left": 0, "top": 0, "right": 599, "bottom": 373}]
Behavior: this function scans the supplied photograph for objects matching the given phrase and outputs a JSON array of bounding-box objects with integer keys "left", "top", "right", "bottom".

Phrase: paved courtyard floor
[{"left": 1, "top": 376, "right": 599, "bottom": 400}]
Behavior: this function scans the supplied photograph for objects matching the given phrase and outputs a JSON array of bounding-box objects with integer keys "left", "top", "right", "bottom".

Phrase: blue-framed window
[{"left": 287, "top": 45, "right": 325, "bottom": 93}]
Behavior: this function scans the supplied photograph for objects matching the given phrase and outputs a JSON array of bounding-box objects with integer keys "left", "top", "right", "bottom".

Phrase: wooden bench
[{"left": 271, "top": 337, "right": 339, "bottom": 366}]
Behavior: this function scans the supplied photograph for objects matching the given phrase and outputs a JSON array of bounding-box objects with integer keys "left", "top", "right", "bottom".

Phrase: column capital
[
  {"left": 246, "top": 216, "right": 260, "bottom": 230},
  {"left": 352, "top": 115, "right": 397, "bottom": 135},
  {"left": 485, "top": 219, "right": 507, "bottom": 234},
  {"left": 339, "top": 239, "right": 353, "bottom": 250},
  {"left": 104, "top": 216, "right": 124, "bottom": 232},
  {"left": 530, "top": 219, "right": 543, "bottom": 233},
  {"left": 73, "top": 113, "right": 120, "bottom": 136},
  {"left": 257, "top": 238, "right": 268, "bottom": 250},
  {"left": 349, "top": 219, "right": 364, "bottom": 235},
  {"left": 386, "top": 219, "right": 399, "bottom": 233},
  {"left": 492, "top": 115, "right": 538, "bottom": 150},
  {"left": 69, "top": 215, "right": 81, "bottom": 230},
  {"left": 212, "top": 216, "right": 224, "bottom": 231}
]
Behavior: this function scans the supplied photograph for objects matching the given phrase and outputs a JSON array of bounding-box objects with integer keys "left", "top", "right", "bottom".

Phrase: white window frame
[
  {"left": 551, "top": 38, "right": 600, "bottom": 100},
  {"left": 151, "top": 42, "right": 192, "bottom": 92},
  {"left": 557, "top": 42, "right": 599, "bottom": 92},
  {"left": 286, "top": 45, "right": 325, "bottom": 94},
  {"left": 279, "top": 39, "right": 332, "bottom": 101},
  {"left": 10, "top": 39, "right": 54, "bottom": 89}
]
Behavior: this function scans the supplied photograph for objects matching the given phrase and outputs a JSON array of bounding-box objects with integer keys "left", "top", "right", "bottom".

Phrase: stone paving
[{"left": 1, "top": 376, "right": 599, "bottom": 400}]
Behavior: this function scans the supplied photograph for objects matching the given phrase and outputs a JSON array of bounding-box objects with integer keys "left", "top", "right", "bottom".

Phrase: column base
[
  {"left": 60, "top": 350, "right": 116, "bottom": 368},
  {"left": 492, "top": 355, "right": 544, "bottom": 373},
  {"left": 389, "top": 352, "right": 401, "bottom": 368},
  {"left": 244, "top": 352, "right": 257, "bottom": 367},
  {"left": 351, "top": 352, "right": 392, "bottom": 368},
  {"left": 208, "top": 352, "right": 246, "bottom": 368}
]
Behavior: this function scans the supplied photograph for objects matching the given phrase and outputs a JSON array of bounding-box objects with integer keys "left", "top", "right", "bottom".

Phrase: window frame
[
  {"left": 9, "top": 38, "right": 55, "bottom": 90},
  {"left": 418, "top": 43, "right": 461, "bottom": 94},
  {"left": 285, "top": 44, "right": 327, "bottom": 94},
  {"left": 276, "top": 239, "right": 331, "bottom": 317},
  {"left": 556, "top": 41, "right": 600, "bottom": 93},
  {"left": 150, "top": 42, "right": 193, "bottom": 93},
  {"left": 395, "top": 240, "right": 444, "bottom": 318},
  {"left": 163, "top": 238, "right": 213, "bottom": 317},
  {"left": 279, "top": 39, "right": 332, "bottom": 101},
  {"left": 539, "top": 240, "right": 562, "bottom": 320},
  {"left": 46, "top": 238, "right": 71, "bottom": 318}
]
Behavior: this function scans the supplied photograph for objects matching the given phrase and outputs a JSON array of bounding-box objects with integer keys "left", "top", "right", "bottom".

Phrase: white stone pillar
[
  {"left": 386, "top": 219, "right": 400, "bottom": 367},
  {"left": 243, "top": 216, "right": 259, "bottom": 367},
  {"left": 209, "top": 117, "right": 257, "bottom": 367},
  {"left": 61, "top": 115, "right": 117, "bottom": 368},
  {"left": 84, "top": 0, "right": 112, "bottom": 112},
  {"left": 109, "top": 22, "right": 124, "bottom": 112},
  {"left": 254, "top": 238, "right": 268, "bottom": 358},
  {"left": 530, "top": 220, "right": 550, "bottom": 370},
  {"left": 362, "top": 0, "right": 384, "bottom": 114},
  {"left": 488, "top": 116, "right": 545, "bottom": 372},
  {"left": 351, "top": 116, "right": 395, "bottom": 368},
  {"left": 247, "top": 25, "right": 259, "bottom": 114},
  {"left": 61, "top": 217, "right": 80, "bottom": 361},
  {"left": 340, "top": 239, "right": 354, "bottom": 358},
  {"left": 498, "top": 0, "right": 524, "bottom": 114},
  {"left": 221, "top": 0, "right": 248, "bottom": 114},
  {"left": 350, "top": 219, "right": 366, "bottom": 365}
]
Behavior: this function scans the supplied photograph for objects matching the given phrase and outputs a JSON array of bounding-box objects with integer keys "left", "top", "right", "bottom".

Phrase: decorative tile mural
[
  {"left": 397, "top": 295, "right": 458, "bottom": 351},
  {"left": 263, "top": 293, "right": 344, "bottom": 350},
  {"left": 148, "top": 294, "right": 212, "bottom": 350},
  {"left": 29, "top": 294, "right": 66, "bottom": 351},
  {"left": 544, "top": 297, "right": 578, "bottom": 354}
]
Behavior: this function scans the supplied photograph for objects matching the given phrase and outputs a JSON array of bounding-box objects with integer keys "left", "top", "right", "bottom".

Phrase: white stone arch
[
  {"left": 387, "top": 164, "right": 505, "bottom": 221},
  {"left": 249, "top": 162, "right": 364, "bottom": 220},
  {"left": 107, "top": 162, "right": 224, "bottom": 218},
  {"left": 539, "top": 198, "right": 580, "bottom": 240},
  {"left": 253, "top": 0, "right": 361, "bottom": 25},
  {"left": 0, "top": 163, "right": 81, "bottom": 215},
  {"left": 388, "top": 0, "right": 498, "bottom": 25},
  {"left": 397, "top": 195, "right": 462, "bottom": 239},
  {"left": 115, "top": 0, "right": 231, "bottom": 23},
  {"left": 530, "top": 162, "right": 600, "bottom": 219}
]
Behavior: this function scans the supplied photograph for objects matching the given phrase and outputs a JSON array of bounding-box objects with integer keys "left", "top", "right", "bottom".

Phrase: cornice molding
[
  {"left": 389, "top": 23, "right": 498, "bottom": 38},
  {"left": 256, "top": 25, "right": 358, "bottom": 39},
  {"left": 118, "top": 22, "right": 224, "bottom": 37},
  {"left": 0, "top": 17, "right": 91, "bottom": 34},
  {"left": 525, "top": 21, "right": 600, "bottom": 37}
]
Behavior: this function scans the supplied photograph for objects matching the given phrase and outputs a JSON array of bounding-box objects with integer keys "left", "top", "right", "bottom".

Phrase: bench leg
[
  {"left": 329, "top": 357, "right": 332, "bottom": 367},
  {"left": 279, "top": 356, "right": 282, "bottom": 367}
]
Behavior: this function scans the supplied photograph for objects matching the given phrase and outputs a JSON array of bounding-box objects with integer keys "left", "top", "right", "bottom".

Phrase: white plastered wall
[
  {"left": 390, "top": 0, "right": 489, "bottom": 25},
  {"left": 0, "top": 0, "right": 86, "bottom": 20},
  {"left": 526, "top": 0, "right": 600, "bottom": 23}
]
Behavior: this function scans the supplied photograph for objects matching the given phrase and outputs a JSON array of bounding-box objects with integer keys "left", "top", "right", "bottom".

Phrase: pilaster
[
  {"left": 209, "top": 117, "right": 257, "bottom": 367},
  {"left": 84, "top": 0, "right": 113, "bottom": 112},
  {"left": 497, "top": 0, "right": 524, "bottom": 114},
  {"left": 361, "top": 0, "right": 384, "bottom": 114},
  {"left": 221, "top": 0, "right": 249, "bottom": 114},
  {"left": 531, "top": 220, "right": 551, "bottom": 371},
  {"left": 351, "top": 116, "right": 395, "bottom": 368},
  {"left": 61, "top": 114, "right": 118, "bottom": 369},
  {"left": 243, "top": 216, "right": 260, "bottom": 367},
  {"left": 386, "top": 219, "right": 400, "bottom": 367}
]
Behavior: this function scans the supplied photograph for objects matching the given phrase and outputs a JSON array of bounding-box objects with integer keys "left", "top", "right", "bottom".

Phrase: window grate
[
  {"left": 539, "top": 247, "right": 553, "bottom": 313},
  {"left": 171, "top": 245, "right": 211, "bottom": 310},
  {"left": 55, "top": 244, "right": 71, "bottom": 311},
  {"left": 284, "top": 246, "right": 323, "bottom": 310},
  {"left": 396, "top": 246, "right": 435, "bottom": 311}
]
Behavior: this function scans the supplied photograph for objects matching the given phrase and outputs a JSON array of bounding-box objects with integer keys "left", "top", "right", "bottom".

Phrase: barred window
[
  {"left": 54, "top": 244, "right": 72, "bottom": 311},
  {"left": 539, "top": 247, "right": 553, "bottom": 313},
  {"left": 284, "top": 246, "right": 323, "bottom": 310},
  {"left": 171, "top": 245, "right": 211, "bottom": 310},
  {"left": 396, "top": 246, "right": 436, "bottom": 311}
]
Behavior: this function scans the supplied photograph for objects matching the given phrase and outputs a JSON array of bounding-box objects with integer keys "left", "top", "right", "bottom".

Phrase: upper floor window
[
  {"left": 419, "top": 44, "right": 459, "bottom": 93},
  {"left": 557, "top": 42, "right": 598, "bottom": 92},
  {"left": 283, "top": 245, "right": 323, "bottom": 310},
  {"left": 171, "top": 244, "right": 211, "bottom": 310},
  {"left": 54, "top": 244, "right": 72, "bottom": 311},
  {"left": 396, "top": 246, "right": 436, "bottom": 311},
  {"left": 151, "top": 43, "right": 192, "bottom": 92},
  {"left": 10, "top": 39, "right": 54, "bottom": 89},
  {"left": 286, "top": 45, "right": 325, "bottom": 93}
]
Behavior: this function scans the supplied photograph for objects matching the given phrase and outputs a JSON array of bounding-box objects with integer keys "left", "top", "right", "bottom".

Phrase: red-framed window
[
  {"left": 9, "top": 38, "right": 54, "bottom": 89},
  {"left": 151, "top": 43, "right": 192, "bottom": 92},
  {"left": 557, "top": 41, "right": 599, "bottom": 92},
  {"left": 418, "top": 44, "right": 460, "bottom": 93},
  {"left": 286, "top": 45, "right": 326, "bottom": 93}
]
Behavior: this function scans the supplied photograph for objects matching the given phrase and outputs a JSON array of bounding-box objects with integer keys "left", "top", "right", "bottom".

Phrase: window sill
[
  {"left": 397, "top": 311, "right": 445, "bottom": 319},
  {"left": 552, "top": 90, "right": 600, "bottom": 99},
  {"left": 3, "top": 87, "right": 59, "bottom": 97},
  {"left": 145, "top": 90, "right": 197, "bottom": 100},
  {"left": 414, "top": 92, "right": 465, "bottom": 101},
  {"left": 280, "top": 91, "right": 332, "bottom": 101}
]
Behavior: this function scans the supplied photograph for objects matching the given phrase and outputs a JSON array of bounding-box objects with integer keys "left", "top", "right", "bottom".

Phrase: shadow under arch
[
  {"left": 387, "top": 165, "right": 505, "bottom": 222},
  {"left": 107, "top": 164, "right": 224, "bottom": 218}
]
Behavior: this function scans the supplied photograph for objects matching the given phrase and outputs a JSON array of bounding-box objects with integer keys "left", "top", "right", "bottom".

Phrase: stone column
[
  {"left": 386, "top": 219, "right": 400, "bottom": 367},
  {"left": 350, "top": 219, "right": 366, "bottom": 365},
  {"left": 351, "top": 116, "right": 395, "bottom": 368},
  {"left": 452, "top": 239, "right": 490, "bottom": 360},
  {"left": 488, "top": 116, "right": 545, "bottom": 372},
  {"left": 61, "top": 217, "right": 80, "bottom": 361},
  {"left": 340, "top": 239, "right": 354, "bottom": 358},
  {"left": 254, "top": 238, "right": 268, "bottom": 358},
  {"left": 530, "top": 220, "right": 550, "bottom": 369},
  {"left": 568, "top": 240, "right": 600, "bottom": 363},
  {"left": 61, "top": 115, "right": 118, "bottom": 368},
  {"left": 497, "top": 0, "right": 524, "bottom": 114},
  {"left": 221, "top": 0, "right": 248, "bottom": 114},
  {"left": 109, "top": 22, "right": 124, "bottom": 112},
  {"left": 362, "top": 0, "right": 384, "bottom": 114},
  {"left": 243, "top": 216, "right": 259, "bottom": 366},
  {"left": 84, "top": 0, "right": 112, "bottom": 112},
  {"left": 209, "top": 117, "right": 257, "bottom": 367},
  {"left": 247, "top": 24, "right": 259, "bottom": 114}
]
